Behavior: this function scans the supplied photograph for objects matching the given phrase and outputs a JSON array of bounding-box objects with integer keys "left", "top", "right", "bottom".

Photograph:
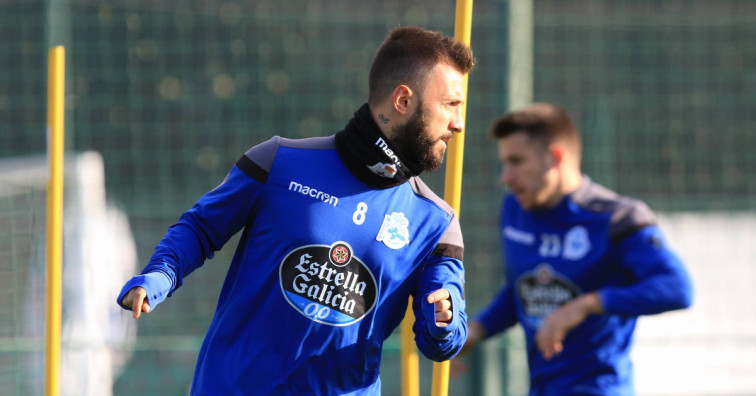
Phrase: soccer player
[
  {"left": 116, "top": 26, "right": 474, "bottom": 395},
  {"left": 453, "top": 103, "right": 693, "bottom": 395}
]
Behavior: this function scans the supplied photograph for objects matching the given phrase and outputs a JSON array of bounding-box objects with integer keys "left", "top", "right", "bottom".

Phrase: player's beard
[{"left": 391, "top": 104, "right": 444, "bottom": 173}]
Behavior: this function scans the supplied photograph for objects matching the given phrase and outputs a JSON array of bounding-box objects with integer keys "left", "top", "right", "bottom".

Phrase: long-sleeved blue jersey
[
  {"left": 117, "top": 104, "right": 467, "bottom": 395},
  {"left": 477, "top": 177, "right": 692, "bottom": 396}
]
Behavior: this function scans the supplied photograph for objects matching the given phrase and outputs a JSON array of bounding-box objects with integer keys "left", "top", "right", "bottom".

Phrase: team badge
[
  {"left": 376, "top": 212, "right": 410, "bottom": 249},
  {"left": 366, "top": 162, "right": 398, "bottom": 178},
  {"left": 562, "top": 225, "right": 591, "bottom": 260}
]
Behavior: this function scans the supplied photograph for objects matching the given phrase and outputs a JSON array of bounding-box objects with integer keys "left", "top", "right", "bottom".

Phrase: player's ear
[
  {"left": 392, "top": 85, "right": 413, "bottom": 115},
  {"left": 549, "top": 143, "right": 565, "bottom": 168}
]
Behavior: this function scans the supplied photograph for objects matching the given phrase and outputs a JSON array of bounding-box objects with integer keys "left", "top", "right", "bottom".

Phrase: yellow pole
[
  {"left": 432, "top": 1, "right": 473, "bottom": 396},
  {"left": 400, "top": 300, "right": 420, "bottom": 396},
  {"left": 45, "top": 45, "right": 65, "bottom": 396},
  {"left": 443, "top": 0, "right": 474, "bottom": 210},
  {"left": 401, "top": 2, "right": 474, "bottom": 394}
]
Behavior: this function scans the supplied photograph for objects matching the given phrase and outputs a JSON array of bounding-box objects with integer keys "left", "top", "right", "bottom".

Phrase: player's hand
[
  {"left": 427, "top": 288, "right": 453, "bottom": 326},
  {"left": 120, "top": 286, "right": 151, "bottom": 319},
  {"left": 535, "top": 292, "right": 602, "bottom": 360}
]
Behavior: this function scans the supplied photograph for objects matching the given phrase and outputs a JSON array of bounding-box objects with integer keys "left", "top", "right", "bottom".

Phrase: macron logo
[
  {"left": 503, "top": 226, "right": 535, "bottom": 245},
  {"left": 375, "top": 138, "right": 402, "bottom": 167},
  {"left": 289, "top": 181, "right": 339, "bottom": 207}
]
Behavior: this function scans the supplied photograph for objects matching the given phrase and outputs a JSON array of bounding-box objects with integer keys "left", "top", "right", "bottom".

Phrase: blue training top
[
  {"left": 117, "top": 104, "right": 467, "bottom": 395},
  {"left": 476, "top": 177, "right": 693, "bottom": 396}
]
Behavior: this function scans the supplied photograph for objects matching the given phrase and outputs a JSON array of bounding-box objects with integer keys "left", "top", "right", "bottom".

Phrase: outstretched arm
[
  {"left": 599, "top": 226, "right": 693, "bottom": 316},
  {"left": 474, "top": 284, "right": 518, "bottom": 340},
  {"left": 535, "top": 225, "right": 693, "bottom": 360},
  {"left": 116, "top": 160, "right": 265, "bottom": 314}
]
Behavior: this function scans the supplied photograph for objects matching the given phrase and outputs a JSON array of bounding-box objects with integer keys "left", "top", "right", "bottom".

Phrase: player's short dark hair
[
  {"left": 368, "top": 26, "right": 475, "bottom": 106},
  {"left": 490, "top": 103, "right": 582, "bottom": 156}
]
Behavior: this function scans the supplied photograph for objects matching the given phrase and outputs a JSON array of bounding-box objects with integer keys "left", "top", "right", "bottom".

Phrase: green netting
[
  {"left": 1, "top": 0, "right": 755, "bottom": 395},
  {"left": 533, "top": 1, "right": 756, "bottom": 211},
  {"left": 0, "top": 184, "right": 46, "bottom": 396}
]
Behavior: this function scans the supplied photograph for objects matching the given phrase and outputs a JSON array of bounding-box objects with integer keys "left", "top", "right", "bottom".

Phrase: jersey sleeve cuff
[
  {"left": 422, "top": 286, "right": 465, "bottom": 340},
  {"left": 116, "top": 271, "right": 173, "bottom": 311},
  {"left": 597, "top": 288, "right": 615, "bottom": 314}
]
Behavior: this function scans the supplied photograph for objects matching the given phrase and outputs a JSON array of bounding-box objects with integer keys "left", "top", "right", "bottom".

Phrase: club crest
[
  {"left": 563, "top": 225, "right": 591, "bottom": 260},
  {"left": 366, "top": 162, "right": 398, "bottom": 178},
  {"left": 376, "top": 212, "right": 410, "bottom": 249}
]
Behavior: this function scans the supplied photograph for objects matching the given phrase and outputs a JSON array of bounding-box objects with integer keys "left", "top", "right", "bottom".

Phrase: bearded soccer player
[
  {"left": 453, "top": 103, "right": 693, "bottom": 395},
  {"left": 116, "top": 26, "right": 474, "bottom": 395}
]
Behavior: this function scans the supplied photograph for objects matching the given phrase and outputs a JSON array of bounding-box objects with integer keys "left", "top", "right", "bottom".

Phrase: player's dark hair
[
  {"left": 489, "top": 103, "right": 582, "bottom": 156},
  {"left": 368, "top": 26, "right": 475, "bottom": 106}
]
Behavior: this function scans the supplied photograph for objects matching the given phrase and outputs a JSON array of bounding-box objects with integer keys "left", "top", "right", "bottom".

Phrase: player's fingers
[
  {"left": 536, "top": 326, "right": 564, "bottom": 361},
  {"left": 120, "top": 290, "right": 134, "bottom": 307},
  {"left": 536, "top": 335, "right": 554, "bottom": 360},
  {"left": 435, "top": 309, "right": 453, "bottom": 324},
  {"left": 132, "top": 288, "right": 147, "bottom": 319},
  {"left": 535, "top": 329, "right": 551, "bottom": 356},
  {"left": 427, "top": 288, "right": 450, "bottom": 304},
  {"left": 553, "top": 342, "right": 563, "bottom": 355},
  {"left": 434, "top": 298, "right": 452, "bottom": 312},
  {"left": 544, "top": 341, "right": 563, "bottom": 361},
  {"left": 132, "top": 297, "right": 143, "bottom": 319}
]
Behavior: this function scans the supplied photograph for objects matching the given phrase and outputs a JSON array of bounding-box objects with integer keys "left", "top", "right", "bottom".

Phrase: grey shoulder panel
[
  {"left": 278, "top": 135, "right": 336, "bottom": 150},
  {"left": 243, "top": 135, "right": 335, "bottom": 170},
  {"left": 572, "top": 178, "right": 656, "bottom": 242},
  {"left": 408, "top": 177, "right": 464, "bottom": 260},
  {"left": 242, "top": 136, "right": 283, "bottom": 173},
  {"left": 237, "top": 136, "right": 336, "bottom": 184}
]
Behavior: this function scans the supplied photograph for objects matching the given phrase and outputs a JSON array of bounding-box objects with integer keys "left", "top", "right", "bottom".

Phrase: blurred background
[{"left": 1, "top": 0, "right": 755, "bottom": 395}]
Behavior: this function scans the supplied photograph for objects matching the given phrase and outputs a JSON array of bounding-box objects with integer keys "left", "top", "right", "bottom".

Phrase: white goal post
[{"left": 0, "top": 151, "right": 137, "bottom": 396}]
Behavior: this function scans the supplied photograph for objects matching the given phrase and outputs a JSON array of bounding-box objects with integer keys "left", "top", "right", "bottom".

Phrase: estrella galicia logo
[
  {"left": 279, "top": 241, "right": 378, "bottom": 326},
  {"left": 516, "top": 264, "right": 581, "bottom": 330}
]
